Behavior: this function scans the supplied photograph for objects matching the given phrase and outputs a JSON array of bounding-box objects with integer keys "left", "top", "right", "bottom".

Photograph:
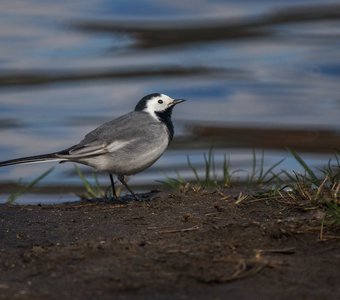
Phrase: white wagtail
[{"left": 0, "top": 93, "right": 185, "bottom": 200}]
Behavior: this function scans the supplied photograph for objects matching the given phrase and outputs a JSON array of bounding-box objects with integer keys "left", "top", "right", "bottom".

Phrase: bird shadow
[{"left": 81, "top": 190, "right": 161, "bottom": 204}]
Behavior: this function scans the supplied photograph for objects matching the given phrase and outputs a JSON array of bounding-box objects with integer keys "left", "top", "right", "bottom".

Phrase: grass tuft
[
  {"left": 247, "top": 150, "right": 285, "bottom": 185},
  {"left": 161, "top": 149, "right": 283, "bottom": 190},
  {"left": 74, "top": 166, "right": 125, "bottom": 200},
  {"left": 6, "top": 167, "right": 54, "bottom": 204},
  {"left": 170, "top": 149, "right": 238, "bottom": 188},
  {"left": 283, "top": 151, "right": 340, "bottom": 203},
  {"left": 278, "top": 151, "right": 340, "bottom": 226},
  {"left": 74, "top": 165, "right": 106, "bottom": 199},
  {"left": 289, "top": 149, "right": 320, "bottom": 186}
]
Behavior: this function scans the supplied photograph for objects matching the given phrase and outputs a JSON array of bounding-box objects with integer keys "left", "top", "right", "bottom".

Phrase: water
[{"left": 1, "top": 0, "right": 340, "bottom": 204}]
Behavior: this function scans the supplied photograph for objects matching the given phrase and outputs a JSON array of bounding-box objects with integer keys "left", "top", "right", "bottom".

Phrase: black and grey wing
[{"left": 55, "top": 111, "right": 155, "bottom": 160}]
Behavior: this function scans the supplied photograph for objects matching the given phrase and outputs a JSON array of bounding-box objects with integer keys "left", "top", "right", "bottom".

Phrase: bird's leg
[
  {"left": 118, "top": 175, "right": 139, "bottom": 201},
  {"left": 109, "top": 173, "right": 117, "bottom": 199}
]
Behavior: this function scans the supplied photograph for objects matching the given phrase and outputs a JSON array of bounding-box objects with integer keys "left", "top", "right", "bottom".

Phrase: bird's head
[{"left": 135, "top": 93, "right": 185, "bottom": 120}]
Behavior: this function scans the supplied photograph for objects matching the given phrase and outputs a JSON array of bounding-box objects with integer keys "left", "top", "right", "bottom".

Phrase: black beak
[{"left": 172, "top": 99, "right": 186, "bottom": 106}]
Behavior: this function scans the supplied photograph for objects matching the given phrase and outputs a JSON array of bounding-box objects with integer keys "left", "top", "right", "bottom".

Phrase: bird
[{"left": 0, "top": 93, "right": 185, "bottom": 200}]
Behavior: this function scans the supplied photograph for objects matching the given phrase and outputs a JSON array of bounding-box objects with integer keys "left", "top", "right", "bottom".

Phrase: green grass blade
[
  {"left": 250, "top": 149, "right": 257, "bottom": 182},
  {"left": 187, "top": 155, "right": 201, "bottom": 185},
  {"left": 92, "top": 172, "right": 103, "bottom": 196},
  {"left": 7, "top": 167, "right": 54, "bottom": 203},
  {"left": 223, "top": 154, "right": 232, "bottom": 187},
  {"left": 158, "top": 170, "right": 186, "bottom": 189},
  {"left": 259, "top": 158, "right": 285, "bottom": 183},
  {"left": 281, "top": 170, "right": 297, "bottom": 182},
  {"left": 257, "top": 150, "right": 265, "bottom": 182},
  {"left": 204, "top": 149, "right": 216, "bottom": 186},
  {"left": 75, "top": 165, "right": 102, "bottom": 198},
  {"left": 289, "top": 149, "right": 319, "bottom": 185},
  {"left": 203, "top": 151, "right": 209, "bottom": 185}
]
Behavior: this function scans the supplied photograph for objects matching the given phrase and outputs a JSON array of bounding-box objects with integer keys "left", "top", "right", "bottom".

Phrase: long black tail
[{"left": 0, "top": 153, "right": 62, "bottom": 167}]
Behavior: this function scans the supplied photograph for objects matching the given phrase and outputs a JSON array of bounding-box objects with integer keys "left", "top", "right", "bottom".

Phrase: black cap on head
[{"left": 135, "top": 93, "right": 161, "bottom": 111}]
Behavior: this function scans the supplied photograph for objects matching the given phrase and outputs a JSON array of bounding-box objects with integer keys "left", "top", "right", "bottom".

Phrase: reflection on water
[
  {"left": 0, "top": 1, "right": 340, "bottom": 203},
  {"left": 74, "top": 4, "right": 340, "bottom": 49}
]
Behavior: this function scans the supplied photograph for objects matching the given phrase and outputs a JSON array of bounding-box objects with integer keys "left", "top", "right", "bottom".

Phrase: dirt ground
[{"left": 1, "top": 188, "right": 340, "bottom": 300}]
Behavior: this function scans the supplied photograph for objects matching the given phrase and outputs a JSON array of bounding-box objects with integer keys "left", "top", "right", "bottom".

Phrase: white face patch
[{"left": 144, "top": 94, "right": 174, "bottom": 120}]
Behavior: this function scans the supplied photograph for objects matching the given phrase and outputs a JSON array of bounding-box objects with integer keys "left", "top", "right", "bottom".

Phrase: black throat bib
[{"left": 155, "top": 107, "right": 175, "bottom": 141}]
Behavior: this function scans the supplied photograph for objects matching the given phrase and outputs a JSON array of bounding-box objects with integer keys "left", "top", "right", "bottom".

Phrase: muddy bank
[{"left": 1, "top": 189, "right": 340, "bottom": 300}]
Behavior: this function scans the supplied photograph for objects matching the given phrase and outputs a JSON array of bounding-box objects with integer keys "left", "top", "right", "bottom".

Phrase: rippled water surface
[{"left": 1, "top": 0, "right": 340, "bottom": 203}]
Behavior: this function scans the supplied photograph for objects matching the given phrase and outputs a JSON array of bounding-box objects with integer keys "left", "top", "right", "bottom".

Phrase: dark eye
[{"left": 158, "top": 99, "right": 163, "bottom": 104}]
